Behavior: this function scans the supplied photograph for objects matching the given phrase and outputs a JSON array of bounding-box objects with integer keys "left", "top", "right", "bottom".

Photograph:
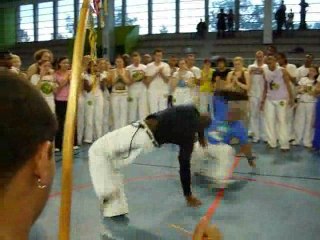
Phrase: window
[
  {"left": 208, "top": 0, "right": 234, "bottom": 31},
  {"left": 152, "top": 0, "right": 176, "bottom": 34},
  {"left": 57, "top": 0, "right": 75, "bottom": 39},
  {"left": 180, "top": 0, "right": 205, "bottom": 33},
  {"left": 114, "top": 0, "right": 122, "bottom": 26},
  {"left": 38, "top": 1, "right": 54, "bottom": 41},
  {"left": 239, "top": 0, "right": 264, "bottom": 30},
  {"left": 18, "top": 4, "right": 34, "bottom": 42},
  {"left": 126, "top": 0, "right": 148, "bottom": 34}
]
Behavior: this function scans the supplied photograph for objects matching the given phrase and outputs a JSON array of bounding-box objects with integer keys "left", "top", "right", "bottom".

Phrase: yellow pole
[{"left": 58, "top": 0, "right": 90, "bottom": 239}]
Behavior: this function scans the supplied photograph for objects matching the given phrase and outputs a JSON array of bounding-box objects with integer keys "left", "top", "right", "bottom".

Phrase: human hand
[
  {"left": 186, "top": 195, "right": 202, "bottom": 207},
  {"left": 192, "top": 217, "right": 222, "bottom": 240}
]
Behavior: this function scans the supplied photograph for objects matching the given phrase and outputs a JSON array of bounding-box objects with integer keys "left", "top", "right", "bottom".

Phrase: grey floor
[{"left": 30, "top": 142, "right": 320, "bottom": 240}]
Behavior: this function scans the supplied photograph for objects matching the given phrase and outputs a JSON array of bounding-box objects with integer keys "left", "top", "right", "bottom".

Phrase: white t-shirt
[
  {"left": 248, "top": 63, "right": 267, "bottom": 98},
  {"left": 285, "top": 63, "right": 298, "bottom": 96},
  {"left": 82, "top": 72, "right": 103, "bottom": 96},
  {"left": 189, "top": 66, "right": 201, "bottom": 80},
  {"left": 296, "top": 65, "right": 309, "bottom": 82},
  {"left": 126, "top": 63, "right": 147, "bottom": 84},
  {"left": 30, "top": 74, "right": 56, "bottom": 98},
  {"left": 297, "top": 77, "right": 317, "bottom": 103},
  {"left": 172, "top": 70, "right": 194, "bottom": 89},
  {"left": 145, "top": 61, "right": 170, "bottom": 91}
]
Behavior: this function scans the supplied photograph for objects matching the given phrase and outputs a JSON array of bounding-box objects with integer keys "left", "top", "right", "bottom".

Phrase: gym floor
[{"left": 30, "top": 143, "right": 320, "bottom": 240}]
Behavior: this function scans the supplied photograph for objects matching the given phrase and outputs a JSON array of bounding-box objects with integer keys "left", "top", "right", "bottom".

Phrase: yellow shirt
[{"left": 200, "top": 68, "right": 215, "bottom": 92}]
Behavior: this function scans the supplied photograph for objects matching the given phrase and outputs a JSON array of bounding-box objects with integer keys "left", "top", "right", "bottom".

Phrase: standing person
[
  {"left": 227, "top": 9, "right": 234, "bottom": 33},
  {"left": 286, "top": 9, "right": 294, "bottom": 30},
  {"left": 275, "top": 0, "right": 287, "bottom": 36},
  {"left": 88, "top": 105, "right": 211, "bottom": 217},
  {"left": 142, "top": 54, "right": 152, "bottom": 65},
  {"left": 109, "top": 56, "right": 131, "bottom": 129},
  {"left": 170, "top": 58, "right": 195, "bottom": 105},
  {"left": 297, "top": 54, "right": 314, "bottom": 82},
  {"left": 248, "top": 51, "right": 267, "bottom": 143},
  {"left": 0, "top": 71, "right": 57, "bottom": 240},
  {"left": 199, "top": 59, "right": 215, "bottom": 114},
  {"left": 224, "top": 57, "right": 251, "bottom": 127},
  {"left": 77, "top": 55, "right": 91, "bottom": 145},
  {"left": 126, "top": 52, "right": 148, "bottom": 123},
  {"left": 30, "top": 60, "right": 57, "bottom": 114},
  {"left": 217, "top": 8, "right": 227, "bottom": 38},
  {"left": 212, "top": 57, "right": 231, "bottom": 91},
  {"left": 261, "top": 56, "right": 294, "bottom": 151},
  {"left": 168, "top": 55, "right": 179, "bottom": 76},
  {"left": 27, "top": 49, "right": 54, "bottom": 80},
  {"left": 293, "top": 66, "right": 318, "bottom": 147},
  {"left": 54, "top": 57, "right": 79, "bottom": 152},
  {"left": 98, "top": 58, "right": 112, "bottom": 134},
  {"left": 82, "top": 60, "right": 105, "bottom": 143},
  {"left": 10, "top": 54, "right": 27, "bottom": 79},
  {"left": 186, "top": 54, "right": 201, "bottom": 109},
  {"left": 276, "top": 52, "right": 297, "bottom": 142},
  {"left": 312, "top": 80, "right": 320, "bottom": 152},
  {"left": 145, "top": 49, "right": 171, "bottom": 114}
]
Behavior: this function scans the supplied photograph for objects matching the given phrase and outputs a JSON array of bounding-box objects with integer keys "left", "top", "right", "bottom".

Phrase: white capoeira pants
[
  {"left": 249, "top": 96, "right": 266, "bottom": 141},
  {"left": 128, "top": 82, "right": 149, "bottom": 122},
  {"left": 44, "top": 96, "right": 55, "bottom": 114},
  {"left": 264, "top": 99, "right": 289, "bottom": 149},
  {"left": 173, "top": 87, "right": 194, "bottom": 106},
  {"left": 103, "top": 91, "right": 111, "bottom": 134},
  {"left": 111, "top": 92, "right": 128, "bottom": 130},
  {"left": 148, "top": 88, "right": 169, "bottom": 114},
  {"left": 88, "top": 123, "right": 156, "bottom": 204},
  {"left": 294, "top": 102, "right": 315, "bottom": 147},
  {"left": 199, "top": 92, "right": 214, "bottom": 116},
  {"left": 84, "top": 93, "right": 104, "bottom": 143},
  {"left": 191, "top": 143, "right": 235, "bottom": 184},
  {"left": 287, "top": 105, "right": 295, "bottom": 140},
  {"left": 77, "top": 94, "right": 85, "bottom": 145}
]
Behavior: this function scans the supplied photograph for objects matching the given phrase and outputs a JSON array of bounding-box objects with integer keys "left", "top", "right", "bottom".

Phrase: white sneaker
[{"left": 73, "top": 146, "right": 79, "bottom": 150}]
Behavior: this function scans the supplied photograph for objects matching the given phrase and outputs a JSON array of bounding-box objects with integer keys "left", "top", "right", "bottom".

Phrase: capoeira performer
[
  {"left": 170, "top": 58, "right": 195, "bottom": 105},
  {"left": 126, "top": 52, "right": 148, "bottom": 122},
  {"left": 192, "top": 97, "right": 256, "bottom": 188},
  {"left": 88, "top": 105, "right": 211, "bottom": 217},
  {"left": 248, "top": 51, "right": 267, "bottom": 143}
]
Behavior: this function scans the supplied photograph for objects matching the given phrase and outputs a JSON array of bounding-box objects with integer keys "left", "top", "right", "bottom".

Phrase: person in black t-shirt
[
  {"left": 212, "top": 57, "right": 231, "bottom": 91},
  {"left": 89, "top": 105, "right": 212, "bottom": 217}
]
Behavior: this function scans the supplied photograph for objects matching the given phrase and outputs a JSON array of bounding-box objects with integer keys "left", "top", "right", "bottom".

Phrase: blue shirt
[{"left": 206, "top": 119, "right": 248, "bottom": 145}]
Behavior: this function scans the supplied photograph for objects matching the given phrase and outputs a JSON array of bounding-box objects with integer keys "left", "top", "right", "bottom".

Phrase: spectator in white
[
  {"left": 108, "top": 56, "right": 131, "bottom": 129},
  {"left": 145, "top": 49, "right": 171, "bottom": 114},
  {"left": 168, "top": 55, "right": 179, "bottom": 76},
  {"left": 10, "top": 54, "right": 27, "bottom": 79},
  {"left": 297, "top": 54, "right": 314, "bottom": 82},
  {"left": 126, "top": 52, "right": 148, "bottom": 122},
  {"left": 261, "top": 56, "right": 294, "bottom": 151},
  {"left": 293, "top": 65, "right": 319, "bottom": 147},
  {"left": 82, "top": 60, "right": 105, "bottom": 143},
  {"left": 77, "top": 55, "right": 91, "bottom": 145},
  {"left": 170, "top": 58, "right": 195, "bottom": 105},
  {"left": 30, "top": 60, "right": 57, "bottom": 114},
  {"left": 276, "top": 52, "right": 297, "bottom": 142},
  {"left": 186, "top": 54, "right": 201, "bottom": 108},
  {"left": 248, "top": 50, "right": 267, "bottom": 143},
  {"left": 142, "top": 54, "right": 152, "bottom": 65},
  {"left": 27, "top": 49, "right": 54, "bottom": 80},
  {"left": 98, "top": 58, "right": 112, "bottom": 134}
]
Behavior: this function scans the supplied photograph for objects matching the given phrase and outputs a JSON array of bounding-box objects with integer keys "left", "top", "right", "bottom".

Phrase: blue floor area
[{"left": 30, "top": 143, "right": 320, "bottom": 240}]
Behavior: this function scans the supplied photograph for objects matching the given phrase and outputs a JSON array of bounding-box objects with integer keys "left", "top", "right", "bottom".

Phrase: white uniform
[
  {"left": 126, "top": 64, "right": 148, "bottom": 122},
  {"left": 145, "top": 62, "right": 171, "bottom": 113},
  {"left": 296, "top": 65, "right": 309, "bottom": 83},
  {"left": 189, "top": 66, "right": 201, "bottom": 108},
  {"left": 191, "top": 142, "right": 235, "bottom": 187},
  {"left": 30, "top": 74, "right": 56, "bottom": 113},
  {"left": 88, "top": 121, "right": 156, "bottom": 217},
  {"left": 264, "top": 66, "right": 290, "bottom": 149},
  {"left": 110, "top": 70, "right": 129, "bottom": 130},
  {"left": 77, "top": 91, "right": 86, "bottom": 145},
  {"left": 101, "top": 71, "right": 110, "bottom": 134},
  {"left": 285, "top": 63, "right": 298, "bottom": 141},
  {"left": 248, "top": 63, "right": 267, "bottom": 142},
  {"left": 172, "top": 70, "right": 195, "bottom": 105},
  {"left": 83, "top": 73, "right": 104, "bottom": 143},
  {"left": 294, "top": 77, "right": 317, "bottom": 147}
]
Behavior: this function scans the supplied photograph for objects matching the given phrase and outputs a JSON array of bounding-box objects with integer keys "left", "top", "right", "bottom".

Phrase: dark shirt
[
  {"left": 212, "top": 68, "right": 230, "bottom": 82},
  {"left": 146, "top": 105, "right": 201, "bottom": 196}
]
